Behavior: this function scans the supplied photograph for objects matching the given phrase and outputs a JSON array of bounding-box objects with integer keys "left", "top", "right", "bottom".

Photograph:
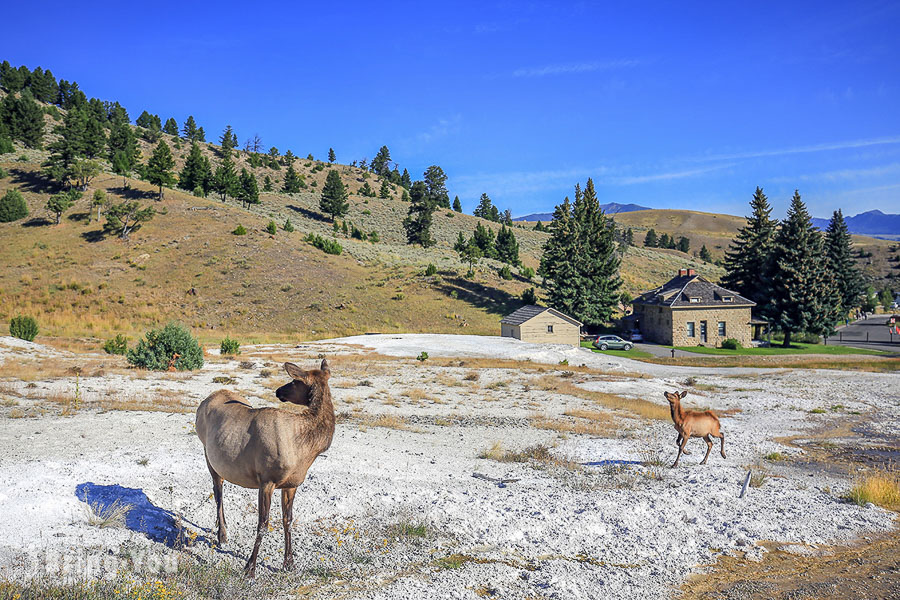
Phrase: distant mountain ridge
[
  {"left": 515, "top": 202, "right": 650, "bottom": 222},
  {"left": 812, "top": 210, "right": 900, "bottom": 237}
]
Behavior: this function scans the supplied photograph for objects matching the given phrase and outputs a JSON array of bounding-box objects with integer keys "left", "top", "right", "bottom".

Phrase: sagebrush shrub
[
  {"left": 126, "top": 323, "right": 204, "bottom": 370},
  {"left": 425, "top": 263, "right": 437, "bottom": 276},
  {"left": 0, "top": 137, "right": 13, "bottom": 154},
  {"left": 721, "top": 338, "right": 741, "bottom": 350},
  {"left": 103, "top": 334, "right": 128, "bottom": 355},
  {"left": 0, "top": 189, "right": 28, "bottom": 222},
  {"left": 232, "top": 224, "right": 247, "bottom": 235},
  {"left": 10, "top": 316, "right": 38, "bottom": 341},
  {"left": 220, "top": 337, "right": 240, "bottom": 355},
  {"left": 498, "top": 265, "right": 513, "bottom": 280},
  {"left": 266, "top": 221, "right": 277, "bottom": 235}
]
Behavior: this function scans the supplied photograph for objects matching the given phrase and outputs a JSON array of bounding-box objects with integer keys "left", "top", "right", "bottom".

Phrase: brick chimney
[
  {"left": 687, "top": 268, "right": 695, "bottom": 276},
  {"left": 678, "top": 268, "right": 688, "bottom": 277}
]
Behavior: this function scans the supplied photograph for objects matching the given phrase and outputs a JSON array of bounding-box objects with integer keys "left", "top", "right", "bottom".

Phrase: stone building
[
  {"left": 630, "top": 269, "right": 756, "bottom": 347},
  {"left": 500, "top": 305, "right": 582, "bottom": 347}
]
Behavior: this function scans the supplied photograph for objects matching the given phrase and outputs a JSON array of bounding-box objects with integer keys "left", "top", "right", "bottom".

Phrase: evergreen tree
[
  {"left": 452, "top": 195, "right": 462, "bottom": 212},
  {"left": 46, "top": 189, "right": 80, "bottom": 224},
  {"left": 219, "top": 125, "right": 237, "bottom": 158},
  {"left": 136, "top": 111, "right": 156, "bottom": 129},
  {"left": 767, "top": 190, "right": 833, "bottom": 346},
  {"left": 163, "top": 117, "right": 178, "bottom": 135},
  {"left": 539, "top": 197, "right": 578, "bottom": 316},
  {"left": 82, "top": 112, "right": 107, "bottom": 158},
  {"left": 722, "top": 186, "right": 778, "bottom": 307},
  {"left": 182, "top": 115, "right": 198, "bottom": 141},
  {"left": 237, "top": 168, "right": 260, "bottom": 209},
  {"left": 359, "top": 181, "right": 375, "bottom": 197},
  {"left": 699, "top": 245, "right": 712, "bottom": 262},
  {"left": 453, "top": 231, "right": 468, "bottom": 253},
  {"left": 824, "top": 209, "right": 865, "bottom": 316},
  {"left": 107, "top": 120, "right": 139, "bottom": 178},
  {"left": 390, "top": 167, "right": 401, "bottom": 185},
  {"left": 328, "top": 147, "right": 336, "bottom": 163},
  {"left": 643, "top": 228, "right": 658, "bottom": 247},
  {"left": 146, "top": 140, "right": 176, "bottom": 200},
  {"left": 196, "top": 126, "right": 206, "bottom": 142},
  {"left": 282, "top": 163, "right": 302, "bottom": 193},
  {"left": 0, "top": 188, "right": 28, "bottom": 222},
  {"left": 178, "top": 143, "right": 207, "bottom": 192},
  {"left": 400, "top": 168, "right": 411, "bottom": 189},
  {"left": 496, "top": 224, "right": 520, "bottom": 265},
  {"left": 472, "top": 222, "right": 497, "bottom": 258},
  {"left": 473, "top": 193, "right": 495, "bottom": 220},
  {"left": 320, "top": 169, "right": 349, "bottom": 220},
  {"left": 457, "top": 236, "right": 482, "bottom": 276},
  {"left": 677, "top": 236, "right": 690, "bottom": 253},
  {"left": 402, "top": 181, "right": 435, "bottom": 247},
  {"left": 658, "top": 232, "right": 671, "bottom": 249},
  {"left": 105, "top": 200, "right": 155, "bottom": 240},
  {"left": 263, "top": 175, "right": 273, "bottom": 192},
  {"left": 423, "top": 165, "right": 450, "bottom": 208},
  {"left": 0, "top": 90, "right": 44, "bottom": 148},
  {"left": 378, "top": 178, "right": 391, "bottom": 199},
  {"left": 533, "top": 221, "right": 545, "bottom": 232},
  {"left": 44, "top": 106, "right": 88, "bottom": 185},
  {"left": 623, "top": 227, "right": 634, "bottom": 246},
  {"left": 501, "top": 209, "right": 513, "bottom": 225},
  {"left": 371, "top": 145, "right": 391, "bottom": 176},
  {"left": 214, "top": 155, "right": 239, "bottom": 202}
]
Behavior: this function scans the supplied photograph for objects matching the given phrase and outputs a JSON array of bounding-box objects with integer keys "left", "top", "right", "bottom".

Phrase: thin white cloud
[
  {"left": 612, "top": 164, "right": 734, "bottom": 185},
  {"left": 694, "top": 135, "right": 900, "bottom": 163},
  {"left": 512, "top": 59, "right": 640, "bottom": 78},
  {"left": 769, "top": 162, "right": 900, "bottom": 184}
]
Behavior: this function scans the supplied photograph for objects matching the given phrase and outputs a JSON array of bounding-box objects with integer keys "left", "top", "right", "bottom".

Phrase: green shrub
[
  {"left": 283, "top": 219, "right": 294, "bottom": 232},
  {"left": 266, "top": 220, "right": 277, "bottom": 235},
  {"left": 520, "top": 266, "right": 535, "bottom": 280},
  {"left": 192, "top": 186, "right": 205, "bottom": 197},
  {"left": 0, "top": 189, "right": 28, "bottom": 222},
  {"left": 368, "top": 231, "right": 379, "bottom": 243},
  {"left": 498, "top": 265, "right": 513, "bottom": 280},
  {"left": 417, "top": 351, "right": 428, "bottom": 362},
  {"left": 103, "top": 334, "right": 129, "bottom": 355},
  {"left": 0, "top": 167, "right": 7, "bottom": 178},
  {"left": 721, "top": 338, "right": 742, "bottom": 350},
  {"left": 220, "top": 337, "right": 240, "bottom": 355},
  {"left": 126, "top": 323, "right": 204, "bottom": 370},
  {"left": 0, "top": 137, "right": 14, "bottom": 153},
  {"left": 305, "top": 233, "right": 342, "bottom": 255},
  {"left": 18, "top": 155, "right": 28, "bottom": 162},
  {"left": 232, "top": 224, "right": 247, "bottom": 235},
  {"left": 10, "top": 316, "right": 38, "bottom": 341},
  {"left": 522, "top": 287, "right": 537, "bottom": 305},
  {"left": 425, "top": 263, "right": 437, "bottom": 276}
]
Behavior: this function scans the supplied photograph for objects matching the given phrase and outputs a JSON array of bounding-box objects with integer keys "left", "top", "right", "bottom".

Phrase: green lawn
[
  {"left": 580, "top": 341, "right": 654, "bottom": 359},
  {"left": 671, "top": 343, "right": 886, "bottom": 356}
]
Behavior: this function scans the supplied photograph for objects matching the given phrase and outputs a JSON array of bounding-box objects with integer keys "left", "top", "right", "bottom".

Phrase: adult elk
[
  {"left": 664, "top": 390, "right": 725, "bottom": 468},
  {"left": 195, "top": 359, "right": 335, "bottom": 577}
]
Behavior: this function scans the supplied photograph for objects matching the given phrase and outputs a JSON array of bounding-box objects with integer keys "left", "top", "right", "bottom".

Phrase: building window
[
  {"left": 722, "top": 296, "right": 733, "bottom": 302},
  {"left": 718, "top": 321, "right": 726, "bottom": 336},
  {"left": 689, "top": 297, "right": 701, "bottom": 303},
  {"left": 547, "top": 325, "right": 553, "bottom": 333},
  {"left": 686, "top": 322, "right": 695, "bottom": 337}
]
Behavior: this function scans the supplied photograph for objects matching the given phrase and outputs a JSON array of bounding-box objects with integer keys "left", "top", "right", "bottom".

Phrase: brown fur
[
  {"left": 664, "top": 390, "right": 725, "bottom": 468},
  {"left": 195, "top": 359, "right": 335, "bottom": 577}
]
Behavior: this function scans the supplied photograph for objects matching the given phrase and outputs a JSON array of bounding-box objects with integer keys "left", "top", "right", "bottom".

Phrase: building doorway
[{"left": 700, "top": 320, "right": 707, "bottom": 343}]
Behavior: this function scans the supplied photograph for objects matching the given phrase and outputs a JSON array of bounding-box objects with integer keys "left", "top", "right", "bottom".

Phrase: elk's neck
[
  {"left": 670, "top": 401, "right": 685, "bottom": 426},
  {"left": 296, "top": 383, "right": 336, "bottom": 450}
]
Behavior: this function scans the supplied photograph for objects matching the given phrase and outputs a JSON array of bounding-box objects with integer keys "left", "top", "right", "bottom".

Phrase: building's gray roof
[
  {"left": 500, "top": 305, "right": 582, "bottom": 327},
  {"left": 633, "top": 275, "right": 755, "bottom": 308}
]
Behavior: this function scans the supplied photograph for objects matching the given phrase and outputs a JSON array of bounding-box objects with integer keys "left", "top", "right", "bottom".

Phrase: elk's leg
[
  {"left": 676, "top": 433, "right": 691, "bottom": 455},
  {"left": 281, "top": 487, "right": 297, "bottom": 571},
  {"left": 672, "top": 430, "right": 691, "bottom": 468},
  {"left": 244, "top": 483, "right": 275, "bottom": 578},
  {"left": 700, "top": 435, "right": 713, "bottom": 465},
  {"left": 205, "top": 455, "right": 227, "bottom": 544},
  {"left": 718, "top": 431, "right": 726, "bottom": 458}
]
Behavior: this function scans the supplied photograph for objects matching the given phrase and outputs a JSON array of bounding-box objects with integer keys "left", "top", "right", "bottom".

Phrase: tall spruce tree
[
  {"left": 539, "top": 197, "right": 579, "bottom": 315},
  {"left": 237, "top": 168, "right": 259, "bottom": 209},
  {"left": 722, "top": 187, "right": 778, "bottom": 306},
  {"left": 371, "top": 145, "right": 391, "bottom": 176},
  {"left": 328, "top": 147, "right": 336, "bottom": 163},
  {"left": 402, "top": 181, "right": 435, "bottom": 247},
  {"left": 378, "top": 178, "right": 391, "bottom": 199},
  {"left": 320, "top": 169, "right": 349, "bottom": 221},
  {"left": 767, "top": 190, "right": 833, "bottom": 346},
  {"left": 107, "top": 120, "right": 139, "bottom": 180},
  {"left": 0, "top": 90, "right": 44, "bottom": 148},
  {"left": 824, "top": 209, "right": 865, "bottom": 317},
  {"left": 452, "top": 195, "right": 462, "bottom": 212},
  {"left": 282, "top": 163, "right": 302, "bottom": 193},
  {"left": 496, "top": 224, "right": 520, "bottom": 265},
  {"left": 473, "top": 193, "right": 495, "bottom": 220},
  {"left": 214, "top": 155, "right": 238, "bottom": 202},
  {"left": 699, "top": 245, "right": 712, "bottom": 262},
  {"left": 182, "top": 115, "right": 198, "bottom": 141},
  {"left": 178, "top": 143, "right": 207, "bottom": 192},
  {"left": 163, "top": 117, "right": 178, "bottom": 135},
  {"left": 643, "top": 228, "right": 658, "bottom": 247},
  {"left": 400, "top": 168, "right": 411, "bottom": 189},
  {"left": 146, "top": 140, "right": 176, "bottom": 200},
  {"left": 423, "top": 165, "right": 450, "bottom": 209},
  {"left": 472, "top": 222, "right": 497, "bottom": 258}
]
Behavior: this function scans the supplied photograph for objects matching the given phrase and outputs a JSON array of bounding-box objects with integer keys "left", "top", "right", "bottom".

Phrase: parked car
[
  {"left": 628, "top": 330, "right": 643, "bottom": 342},
  {"left": 593, "top": 335, "right": 634, "bottom": 351}
]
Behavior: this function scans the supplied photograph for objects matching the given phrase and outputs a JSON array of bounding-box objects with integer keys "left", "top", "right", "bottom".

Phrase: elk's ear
[
  {"left": 284, "top": 362, "right": 305, "bottom": 380},
  {"left": 320, "top": 358, "right": 330, "bottom": 378},
  {"left": 680, "top": 390, "right": 688, "bottom": 398}
]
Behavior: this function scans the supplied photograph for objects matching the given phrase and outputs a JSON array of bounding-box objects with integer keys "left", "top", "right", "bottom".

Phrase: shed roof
[
  {"left": 500, "top": 305, "right": 582, "bottom": 327},
  {"left": 633, "top": 274, "right": 755, "bottom": 308}
]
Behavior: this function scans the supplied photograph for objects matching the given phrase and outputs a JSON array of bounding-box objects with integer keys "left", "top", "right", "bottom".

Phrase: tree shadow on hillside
[
  {"left": 435, "top": 274, "right": 523, "bottom": 317},
  {"left": 9, "top": 168, "right": 58, "bottom": 194},
  {"left": 81, "top": 228, "right": 111, "bottom": 243},
  {"left": 22, "top": 217, "right": 52, "bottom": 227},
  {"left": 287, "top": 204, "right": 329, "bottom": 223},
  {"left": 110, "top": 186, "right": 157, "bottom": 201},
  {"left": 68, "top": 211, "right": 91, "bottom": 223}
]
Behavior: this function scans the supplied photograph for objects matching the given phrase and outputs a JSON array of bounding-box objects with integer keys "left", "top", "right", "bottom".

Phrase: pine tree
[
  {"left": 496, "top": 224, "right": 520, "bottom": 265},
  {"left": 146, "top": 140, "right": 176, "bottom": 200},
  {"left": 214, "top": 155, "right": 238, "bottom": 202},
  {"left": 105, "top": 200, "right": 155, "bottom": 240},
  {"left": 359, "top": 181, "right": 374, "bottom": 197},
  {"left": 320, "top": 170, "right": 349, "bottom": 221},
  {"left": 473, "top": 193, "right": 495, "bottom": 220},
  {"left": 163, "top": 118, "right": 178, "bottom": 135},
  {"left": 457, "top": 236, "right": 483, "bottom": 276},
  {"left": 44, "top": 106, "right": 87, "bottom": 184},
  {"left": 473, "top": 222, "right": 497, "bottom": 258},
  {"left": 400, "top": 168, "right": 411, "bottom": 189},
  {"left": 767, "top": 190, "right": 833, "bottom": 346},
  {"left": 136, "top": 111, "right": 156, "bottom": 129},
  {"left": 677, "top": 236, "right": 690, "bottom": 253},
  {"left": 658, "top": 233, "right": 671, "bottom": 249},
  {"left": 699, "top": 245, "right": 712, "bottom": 262},
  {"left": 328, "top": 147, "right": 336, "bottom": 163},
  {"left": 197, "top": 127, "right": 206, "bottom": 142},
  {"left": 452, "top": 196, "right": 462, "bottom": 212},
  {"left": 237, "top": 168, "right": 259, "bottom": 209},
  {"left": 82, "top": 112, "right": 107, "bottom": 158},
  {"left": 402, "top": 181, "right": 435, "bottom": 247},
  {"left": 623, "top": 228, "right": 634, "bottom": 246},
  {"left": 0, "top": 91, "right": 44, "bottom": 148},
  {"left": 220, "top": 125, "right": 237, "bottom": 158},
  {"left": 533, "top": 221, "right": 545, "bottom": 232},
  {"left": 282, "top": 163, "right": 302, "bottom": 193},
  {"left": 263, "top": 175, "right": 273, "bottom": 192},
  {"left": 46, "top": 189, "right": 80, "bottom": 224},
  {"left": 378, "top": 179, "right": 391, "bottom": 199},
  {"left": 501, "top": 209, "right": 513, "bottom": 225},
  {"left": 539, "top": 197, "right": 578, "bottom": 315},
  {"left": 182, "top": 115, "right": 198, "bottom": 141},
  {"left": 371, "top": 146, "right": 391, "bottom": 176},
  {"left": 0, "top": 188, "right": 28, "bottom": 222},
  {"left": 423, "top": 165, "right": 450, "bottom": 208},
  {"left": 643, "top": 228, "right": 658, "bottom": 247},
  {"left": 453, "top": 231, "right": 468, "bottom": 253},
  {"left": 107, "top": 121, "right": 139, "bottom": 180},
  {"left": 178, "top": 143, "right": 207, "bottom": 192},
  {"left": 824, "top": 209, "right": 865, "bottom": 316},
  {"left": 722, "top": 187, "right": 779, "bottom": 307}
]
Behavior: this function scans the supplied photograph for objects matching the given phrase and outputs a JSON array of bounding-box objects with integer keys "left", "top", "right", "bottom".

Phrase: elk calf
[{"left": 664, "top": 390, "right": 725, "bottom": 468}]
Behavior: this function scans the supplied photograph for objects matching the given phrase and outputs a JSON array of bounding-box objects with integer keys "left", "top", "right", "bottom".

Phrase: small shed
[{"left": 500, "top": 305, "right": 582, "bottom": 347}]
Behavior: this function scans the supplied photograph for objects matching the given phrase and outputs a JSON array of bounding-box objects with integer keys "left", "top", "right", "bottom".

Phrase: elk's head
[
  {"left": 664, "top": 390, "right": 688, "bottom": 405},
  {"left": 276, "top": 359, "right": 331, "bottom": 405}
]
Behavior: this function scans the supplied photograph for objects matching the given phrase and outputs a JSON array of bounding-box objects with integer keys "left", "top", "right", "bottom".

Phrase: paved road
[
  {"left": 827, "top": 314, "right": 900, "bottom": 354},
  {"left": 634, "top": 343, "right": 696, "bottom": 358}
]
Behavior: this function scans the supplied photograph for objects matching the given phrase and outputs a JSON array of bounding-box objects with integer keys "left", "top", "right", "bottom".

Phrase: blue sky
[{"left": 4, "top": 1, "right": 899, "bottom": 219}]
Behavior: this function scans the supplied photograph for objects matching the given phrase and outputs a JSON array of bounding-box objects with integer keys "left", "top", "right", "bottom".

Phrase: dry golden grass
[
  {"left": 531, "top": 410, "right": 616, "bottom": 436},
  {"left": 403, "top": 388, "right": 434, "bottom": 402},
  {"left": 847, "top": 470, "right": 900, "bottom": 510},
  {"left": 100, "top": 390, "right": 193, "bottom": 413},
  {"left": 527, "top": 375, "right": 669, "bottom": 421},
  {"left": 478, "top": 441, "right": 581, "bottom": 471},
  {"left": 359, "top": 414, "right": 410, "bottom": 431}
]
